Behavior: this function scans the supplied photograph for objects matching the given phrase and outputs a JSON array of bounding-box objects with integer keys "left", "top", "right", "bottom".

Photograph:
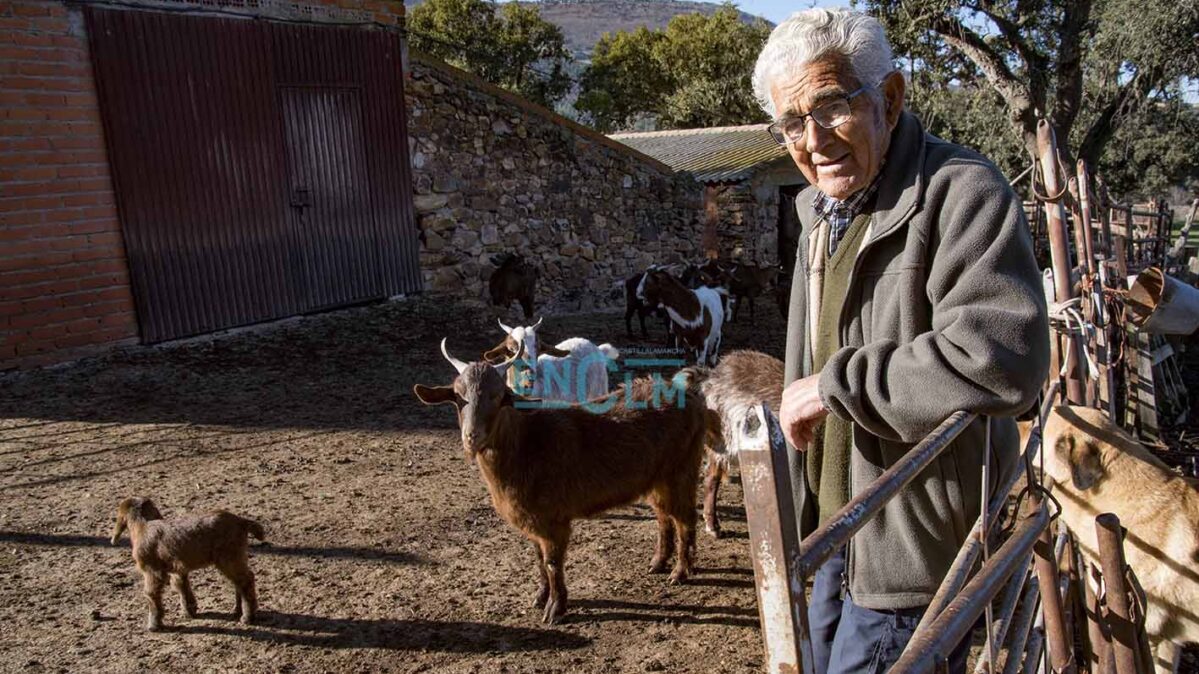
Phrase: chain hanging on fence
[{"left": 1031, "top": 154, "right": 1070, "bottom": 204}]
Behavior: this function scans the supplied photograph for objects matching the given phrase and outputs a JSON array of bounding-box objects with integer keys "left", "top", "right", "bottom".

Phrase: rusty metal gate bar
[
  {"left": 739, "top": 380, "right": 1071, "bottom": 674},
  {"left": 738, "top": 404, "right": 805, "bottom": 673},
  {"left": 891, "top": 504, "right": 1051, "bottom": 673},
  {"left": 738, "top": 410, "right": 976, "bottom": 673}
]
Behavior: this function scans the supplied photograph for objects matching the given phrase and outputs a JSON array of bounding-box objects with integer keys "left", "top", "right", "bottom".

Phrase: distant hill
[{"left": 403, "top": 0, "right": 772, "bottom": 60}]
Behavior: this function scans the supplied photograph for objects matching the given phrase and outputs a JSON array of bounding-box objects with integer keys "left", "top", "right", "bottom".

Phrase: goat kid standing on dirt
[
  {"left": 414, "top": 339, "right": 707, "bottom": 624},
  {"left": 110, "top": 497, "right": 264, "bottom": 631},
  {"left": 1036, "top": 406, "right": 1199, "bottom": 674},
  {"left": 686, "top": 350, "right": 785, "bottom": 538},
  {"left": 637, "top": 268, "right": 726, "bottom": 366}
]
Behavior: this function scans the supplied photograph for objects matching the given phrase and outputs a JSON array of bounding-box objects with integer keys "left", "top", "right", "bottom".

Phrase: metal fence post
[
  {"left": 1084, "top": 561, "right": 1116, "bottom": 674},
  {"left": 1095, "top": 514, "right": 1143, "bottom": 674},
  {"left": 1031, "top": 508, "right": 1076, "bottom": 673},
  {"left": 737, "top": 403, "right": 805, "bottom": 674},
  {"left": 1037, "top": 120, "right": 1086, "bottom": 405}
]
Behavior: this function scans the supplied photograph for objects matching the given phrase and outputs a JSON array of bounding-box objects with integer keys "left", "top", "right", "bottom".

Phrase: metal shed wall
[{"left": 86, "top": 7, "right": 420, "bottom": 343}]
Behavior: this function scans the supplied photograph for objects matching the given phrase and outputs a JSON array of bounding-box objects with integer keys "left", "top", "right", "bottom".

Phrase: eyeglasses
[{"left": 767, "top": 85, "right": 869, "bottom": 146}]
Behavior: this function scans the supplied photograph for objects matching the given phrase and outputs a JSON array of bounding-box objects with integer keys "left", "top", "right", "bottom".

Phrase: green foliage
[
  {"left": 408, "top": 0, "right": 572, "bottom": 107},
  {"left": 1097, "top": 97, "right": 1199, "bottom": 199},
  {"left": 906, "top": 82, "right": 1028, "bottom": 178},
  {"left": 576, "top": 27, "right": 670, "bottom": 132},
  {"left": 864, "top": 0, "right": 1199, "bottom": 197},
  {"left": 576, "top": 5, "right": 772, "bottom": 132}
]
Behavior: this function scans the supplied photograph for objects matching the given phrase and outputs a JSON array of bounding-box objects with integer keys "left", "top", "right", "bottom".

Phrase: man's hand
[{"left": 780, "top": 373, "right": 829, "bottom": 451}]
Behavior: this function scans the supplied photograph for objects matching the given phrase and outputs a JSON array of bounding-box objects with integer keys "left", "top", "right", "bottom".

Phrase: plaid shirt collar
[{"left": 811, "top": 168, "right": 885, "bottom": 256}]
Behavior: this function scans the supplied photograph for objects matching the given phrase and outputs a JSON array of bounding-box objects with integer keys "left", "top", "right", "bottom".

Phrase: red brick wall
[
  {"left": 0, "top": 0, "right": 137, "bottom": 370},
  {"left": 0, "top": 0, "right": 405, "bottom": 371}
]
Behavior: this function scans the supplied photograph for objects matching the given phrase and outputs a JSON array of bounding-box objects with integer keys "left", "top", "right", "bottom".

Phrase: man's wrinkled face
[{"left": 768, "top": 54, "right": 902, "bottom": 200}]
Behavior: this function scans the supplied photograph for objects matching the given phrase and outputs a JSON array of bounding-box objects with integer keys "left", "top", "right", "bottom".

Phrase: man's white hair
[{"left": 752, "top": 8, "right": 895, "bottom": 119}]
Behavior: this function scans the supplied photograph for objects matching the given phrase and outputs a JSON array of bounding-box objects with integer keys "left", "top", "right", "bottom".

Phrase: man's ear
[
  {"left": 881, "top": 70, "right": 905, "bottom": 129},
  {"left": 413, "top": 384, "right": 458, "bottom": 406}
]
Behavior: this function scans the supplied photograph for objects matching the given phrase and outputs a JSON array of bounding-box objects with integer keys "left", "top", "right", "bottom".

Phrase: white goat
[{"left": 483, "top": 318, "right": 619, "bottom": 404}]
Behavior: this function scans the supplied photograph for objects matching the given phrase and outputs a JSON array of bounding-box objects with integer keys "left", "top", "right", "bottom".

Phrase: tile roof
[{"left": 608, "top": 124, "right": 789, "bottom": 183}]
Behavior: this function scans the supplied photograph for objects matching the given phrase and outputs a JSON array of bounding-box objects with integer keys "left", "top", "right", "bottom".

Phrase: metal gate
[{"left": 86, "top": 7, "right": 420, "bottom": 343}]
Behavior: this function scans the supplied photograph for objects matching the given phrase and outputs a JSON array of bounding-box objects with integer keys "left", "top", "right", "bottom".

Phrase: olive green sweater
[{"left": 811, "top": 213, "right": 871, "bottom": 526}]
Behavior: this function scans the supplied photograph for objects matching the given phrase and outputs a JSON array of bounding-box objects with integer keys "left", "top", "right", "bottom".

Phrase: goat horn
[
  {"left": 497, "top": 318, "right": 514, "bottom": 335},
  {"left": 440, "top": 338, "right": 469, "bottom": 374},
  {"left": 493, "top": 343, "right": 522, "bottom": 375},
  {"left": 532, "top": 316, "right": 543, "bottom": 331}
]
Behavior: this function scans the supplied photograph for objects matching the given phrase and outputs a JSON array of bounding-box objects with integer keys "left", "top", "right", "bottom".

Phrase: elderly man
[{"left": 753, "top": 8, "right": 1049, "bottom": 674}]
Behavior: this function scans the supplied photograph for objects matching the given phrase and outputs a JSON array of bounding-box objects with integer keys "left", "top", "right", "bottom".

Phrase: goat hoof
[
  {"left": 668, "top": 569, "right": 690, "bottom": 585},
  {"left": 541, "top": 601, "right": 566, "bottom": 625},
  {"left": 533, "top": 587, "right": 549, "bottom": 609},
  {"left": 704, "top": 524, "right": 723, "bottom": 539},
  {"left": 239, "top": 614, "right": 254, "bottom": 625},
  {"left": 648, "top": 558, "right": 668, "bottom": 574},
  {"left": 146, "top": 620, "right": 163, "bottom": 632}
]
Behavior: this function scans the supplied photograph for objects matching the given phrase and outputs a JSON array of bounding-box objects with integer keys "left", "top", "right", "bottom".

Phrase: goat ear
[
  {"left": 482, "top": 342, "right": 511, "bottom": 364},
  {"left": 541, "top": 343, "right": 571, "bottom": 358},
  {"left": 413, "top": 384, "right": 457, "bottom": 406},
  {"left": 1065, "top": 435, "right": 1104, "bottom": 491},
  {"left": 140, "top": 498, "right": 163, "bottom": 520},
  {"left": 110, "top": 512, "right": 126, "bottom": 546}
]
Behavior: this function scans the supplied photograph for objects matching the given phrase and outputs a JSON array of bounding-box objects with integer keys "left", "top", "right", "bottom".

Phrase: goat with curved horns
[
  {"left": 483, "top": 318, "right": 619, "bottom": 404},
  {"left": 415, "top": 339, "right": 707, "bottom": 624}
]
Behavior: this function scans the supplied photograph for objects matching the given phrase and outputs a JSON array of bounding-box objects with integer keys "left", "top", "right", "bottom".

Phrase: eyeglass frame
[{"left": 767, "top": 84, "right": 872, "bottom": 147}]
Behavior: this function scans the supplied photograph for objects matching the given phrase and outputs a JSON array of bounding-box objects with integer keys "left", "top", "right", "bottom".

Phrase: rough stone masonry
[{"left": 404, "top": 53, "right": 708, "bottom": 315}]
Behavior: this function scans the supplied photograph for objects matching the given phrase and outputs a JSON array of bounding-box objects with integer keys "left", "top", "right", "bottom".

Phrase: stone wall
[
  {"left": 405, "top": 53, "right": 706, "bottom": 314},
  {"left": 706, "top": 182, "right": 775, "bottom": 265}
]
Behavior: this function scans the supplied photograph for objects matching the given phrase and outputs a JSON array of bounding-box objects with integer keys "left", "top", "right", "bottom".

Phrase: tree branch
[
  {"left": 969, "top": 1, "right": 1047, "bottom": 74},
  {"left": 1078, "top": 64, "right": 1165, "bottom": 169},
  {"left": 926, "top": 12, "right": 1039, "bottom": 155},
  {"left": 1051, "top": 0, "right": 1092, "bottom": 141}
]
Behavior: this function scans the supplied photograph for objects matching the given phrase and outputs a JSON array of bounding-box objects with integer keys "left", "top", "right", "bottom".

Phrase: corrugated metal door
[
  {"left": 281, "top": 87, "right": 381, "bottom": 309},
  {"left": 86, "top": 8, "right": 420, "bottom": 343}
]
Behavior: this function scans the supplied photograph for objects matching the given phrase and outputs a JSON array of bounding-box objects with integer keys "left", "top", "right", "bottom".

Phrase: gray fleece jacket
[{"left": 783, "top": 111, "right": 1050, "bottom": 610}]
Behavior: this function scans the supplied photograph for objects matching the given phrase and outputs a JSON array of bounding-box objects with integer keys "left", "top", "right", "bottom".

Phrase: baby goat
[
  {"left": 110, "top": 496, "right": 264, "bottom": 631},
  {"left": 415, "top": 339, "right": 707, "bottom": 624},
  {"left": 687, "top": 350, "right": 784, "bottom": 537}
]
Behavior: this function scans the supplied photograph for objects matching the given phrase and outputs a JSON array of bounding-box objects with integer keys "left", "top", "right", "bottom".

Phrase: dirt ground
[
  {"left": 0, "top": 295, "right": 789, "bottom": 674},
  {"left": 3, "top": 293, "right": 1196, "bottom": 674}
]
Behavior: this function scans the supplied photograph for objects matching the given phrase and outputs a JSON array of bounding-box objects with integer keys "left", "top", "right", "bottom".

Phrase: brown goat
[
  {"left": 489, "top": 253, "right": 539, "bottom": 320},
  {"left": 689, "top": 350, "right": 784, "bottom": 537},
  {"left": 110, "top": 496, "right": 264, "bottom": 631},
  {"left": 721, "top": 263, "right": 779, "bottom": 323},
  {"left": 414, "top": 340, "right": 707, "bottom": 624}
]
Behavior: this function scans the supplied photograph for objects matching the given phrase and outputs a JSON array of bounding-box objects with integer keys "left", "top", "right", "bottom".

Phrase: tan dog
[
  {"left": 111, "top": 497, "right": 264, "bottom": 631},
  {"left": 1037, "top": 406, "right": 1199, "bottom": 674}
]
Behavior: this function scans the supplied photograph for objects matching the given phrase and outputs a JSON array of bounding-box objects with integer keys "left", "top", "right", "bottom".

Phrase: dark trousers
[{"left": 807, "top": 547, "right": 972, "bottom": 674}]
